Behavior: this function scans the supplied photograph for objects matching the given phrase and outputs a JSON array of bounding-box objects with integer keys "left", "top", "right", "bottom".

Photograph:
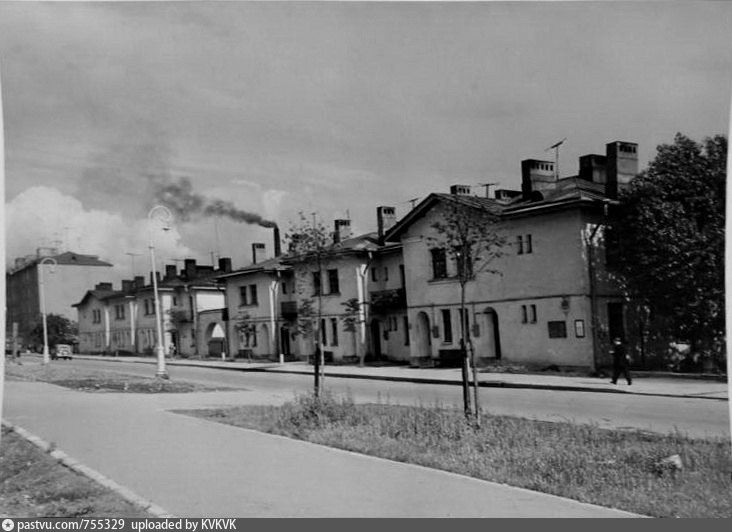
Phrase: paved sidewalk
[
  {"left": 73, "top": 354, "right": 729, "bottom": 401},
  {"left": 3, "top": 380, "right": 642, "bottom": 517}
]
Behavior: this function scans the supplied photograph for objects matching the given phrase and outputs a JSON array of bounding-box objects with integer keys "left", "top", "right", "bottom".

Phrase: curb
[
  {"left": 1, "top": 420, "right": 175, "bottom": 518},
  {"left": 68, "top": 355, "right": 728, "bottom": 402}
]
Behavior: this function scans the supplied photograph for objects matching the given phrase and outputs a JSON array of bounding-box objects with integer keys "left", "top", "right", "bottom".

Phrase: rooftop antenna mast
[
  {"left": 406, "top": 197, "right": 420, "bottom": 209},
  {"left": 125, "top": 252, "right": 142, "bottom": 276},
  {"left": 545, "top": 137, "right": 567, "bottom": 180}
]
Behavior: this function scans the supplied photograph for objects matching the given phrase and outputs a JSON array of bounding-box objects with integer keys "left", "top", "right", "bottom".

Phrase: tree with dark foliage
[{"left": 608, "top": 133, "right": 726, "bottom": 370}]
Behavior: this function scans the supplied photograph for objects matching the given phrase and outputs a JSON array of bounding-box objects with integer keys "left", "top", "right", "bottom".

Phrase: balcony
[
  {"left": 280, "top": 300, "right": 298, "bottom": 319},
  {"left": 369, "top": 288, "right": 407, "bottom": 313}
]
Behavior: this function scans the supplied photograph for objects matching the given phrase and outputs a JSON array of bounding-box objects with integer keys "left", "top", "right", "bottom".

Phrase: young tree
[
  {"left": 608, "top": 133, "right": 726, "bottom": 370},
  {"left": 429, "top": 198, "right": 506, "bottom": 422},
  {"left": 284, "top": 212, "right": 333, "bottom": 397}
]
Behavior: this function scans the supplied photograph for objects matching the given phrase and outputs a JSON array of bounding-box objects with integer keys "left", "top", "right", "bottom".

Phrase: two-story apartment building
[
  {"left": 74, "top": 258, "right": 227, "bottom": 357},
  {"left": 385, "top": 141, "right": 637, "bottom": 371}
]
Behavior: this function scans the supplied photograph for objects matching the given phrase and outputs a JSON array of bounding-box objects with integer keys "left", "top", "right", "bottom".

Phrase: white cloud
[{"left": 5, "top": 186, "right": 195, "bottom": 283}]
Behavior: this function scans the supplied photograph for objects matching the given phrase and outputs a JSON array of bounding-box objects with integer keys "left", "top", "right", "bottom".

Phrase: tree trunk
[
  {"left": 460, "top": 283, "right": 472, "bottom": 419},
  {"left": 469, "top": 339, "right": 480, "bottom": 428}
]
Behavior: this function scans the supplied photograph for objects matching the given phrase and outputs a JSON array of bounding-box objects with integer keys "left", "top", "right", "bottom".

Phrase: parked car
[{"left": 52, "top": 344, "right": 73, "bottom": 360}]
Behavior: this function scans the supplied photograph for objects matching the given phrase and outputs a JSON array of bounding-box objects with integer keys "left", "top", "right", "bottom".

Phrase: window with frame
[
  {"left": 281, "top": 281, "right": 287, "bottom": 295},
  {"left": 403, "top": 316, "right": 410, "bottom": 345},
  {"left": 548, "top": 321, "right": 567, "bottom": 338},
  {"left": 441, "top": 309, "right": 453, "bottom": 343},
  {"left": 313, "top": 272, "right": 322, "bottom": 296},
  {"left": 115, "top": 304, "right": 125, "bottom": 320},
  {"left": 239, "top": 286, "right": 248, "bottom": 306},
  {"left": 399, "top": 265, "right": 406, "bottom": 287},
  {"left": 529, "top": 304, "right": 537, "bottom": 323},
  {"left": 521, "top": 305, "right": 528, "bottom": 324},
  {"left": 431, "top": 248, "right": 448, "bottom": 279},
  {"left": 327, "top": 269, "right": 339, "bottom": 294},
  {"left": 371, "top": 268, "right": 378, "bottom": 282},
  {"left": 330, "top": 318, "right": 338, "bottom": 346},
  {"left": 517, "top": 235, "right": 524, "bottom": 255},
  {"left": 383, "top": 267, "right": 389, "bottom": 282},
  {"left": 525, "top": 234, "right": 533, "bottom": 254},
  {"left": 249, "top": 285, "right": 258, "bottom": 306}
]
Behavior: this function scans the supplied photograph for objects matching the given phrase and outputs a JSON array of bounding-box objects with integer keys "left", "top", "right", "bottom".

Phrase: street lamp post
[
  {"left": 148, "top": 205, "right": 173, "bottom": 380},
  {"left": 38, "top": 257, "right": 57, "bottom": 365}
]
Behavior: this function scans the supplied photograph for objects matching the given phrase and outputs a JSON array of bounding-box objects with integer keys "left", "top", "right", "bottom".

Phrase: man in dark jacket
[{"left": 611, "top": 337, "right": 632, "bottom": 385}]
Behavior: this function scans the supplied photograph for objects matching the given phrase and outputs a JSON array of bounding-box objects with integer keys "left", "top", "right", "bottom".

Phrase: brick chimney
[
  {"left": 134, "top": 276, "right": 145, "bottom": 289},
  {"left": 252, "top": 243, "right": 266, "bottom": 264},
  {"left": 377, "top": 206, "right": 397, "bottom": 243},
  {"left": 579, "top": 154, "right": 607, "bottom": 184},
  {"left": 449, "top": 184, "right": 471, "bottom": 196},
  {"left": 333, "top": 219, "right": 352, "bottom": 244},
  {"left": 95, "top": 282, "right": 113, "bottom": 291},
  {"left": 606, "top": 141, "right": 638, "bottom": 198},
  {"left": 521, "top": 159, "right": 556, "bottom": 200},
  {"left": 218, "top": 257, "right": 232, "bottom": 273},
  {"left": 121, "top": 279, "right": 134, "bottom": 292},
  {"left": 184, "top": 259, "right": 197, "bottom": 280},
  {"left": 273, "top": 226, "right": 282, "bottom": 257},
  {"left": 165, "top": 264, "right": 177, "bottom": 280}
]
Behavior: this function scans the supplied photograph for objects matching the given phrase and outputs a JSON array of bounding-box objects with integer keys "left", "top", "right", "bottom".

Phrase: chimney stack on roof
[
  {"left": 449, "top": 184, "right": 471, "bottom": 196},
  {"left": 184, "top": 259, "right": 197, "bottom": 280},
  {"left": 218, "top": 257, "right": 232, "bottom": 273},
  {"left": 252, "top": 243, "right": 266, "bottom": 264},
  {"left": 333, "top": 219, "right": 352, "bottom": 244},
  {"left": 165, "top": 264, "right": 177, "bottom": 280},
  {"left": 134, "top": 276, "right": 145, "bottom": 289},
  {"left": 606, "top": 141, "right": 638, "bottom": 198},
  {"left": 121, "top": 279, "right": 134, "bottom": 292},
  {"left": 377, "top": 206, "right": 397, "bottom": 244},
  {"left": 521, "top": 159, "right": 556, "bottom": 201},
  {"left": 95, "top": 282, "right": 113, "bottom": 291}
]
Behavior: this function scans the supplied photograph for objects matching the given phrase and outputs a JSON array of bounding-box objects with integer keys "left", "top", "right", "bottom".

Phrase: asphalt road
[{"left": 64, "top": 358, "right": 730, "bottom": 439}]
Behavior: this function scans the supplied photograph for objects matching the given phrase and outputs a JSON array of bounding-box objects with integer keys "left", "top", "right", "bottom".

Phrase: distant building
[
  {"left": 6, "top": 250, "right": 113, "bottom": 345},
  {"left": 73, "top": 259, "right": 228, "bottom": 357}
]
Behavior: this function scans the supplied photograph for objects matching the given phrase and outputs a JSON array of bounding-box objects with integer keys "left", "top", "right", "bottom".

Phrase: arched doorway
[
  {"left": 475, "top": 307, "right": 501, "bottom": 360},
  {"left": 370, "top": 319, "right": 382, "bottom": 360},
  {"left": 280, "top": 325, "right": 291, "bottom": 356},
  {"left": 415, "top": 311, "right": 431, "bottom": 359},
  {"left": 205, "top": 322, "right": 226, "bottom": 357}
]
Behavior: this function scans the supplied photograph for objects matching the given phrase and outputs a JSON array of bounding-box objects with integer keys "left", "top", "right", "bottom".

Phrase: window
[
  {"left": 403, "top": 316, "right": 410, "bottom": 345},
  {"left": 320, "top": 319, "right": 327, "bottom": 345},
  {"left": 313, "top": 272, "right": 321, "bottom": 296},
  {"left": 431, "top": 248, "right": 447, "bottom": 279},
  {"left": 281, "top": 281, "right": 287, "bottom": 295},
  {"left": 250, "top": 325, "right": 257, "bottom": 347},
  {"left": 371, "top": 268, "right": 378, "bottom": 282},
  {"left": 399, "top": 265, "right": 406, "bottom": 287},
  {"left": 92, "top": 309, "right": 101, "bottom": 324},
  {"left": 517, "top": 234, "right": 533, "bottom": 254},
  {"left": 384, "top": 267, "right": 389, "bottom": 282},
  {"left": 249, "top": 285, "right": 258, "bottom": 306},
  {"left": 327, "top": 269, "right": 339, "bottom": 294},
  {"left": 239, "top": 286, "right": 248, "bottom": 306},
  {"left": 330, "top": 318, "right": 338, "bottom": 346},
  {"left": 521, "top": 305, "right": 528, "bottom": 324},
  {"left": 172, "top": 296, "right": 178, "bottom": 307},
  {"left": 548, "top": 321, "right": 567, "bottom": 338},
  {"left": 115, "top": 304, "right": 125, "bottom": 320},
  {"left": 530, "top": 304, "right": 537, "bottom": 323},
  {"left": 441, "top": 309, "right": 453, "bottom": 343}
]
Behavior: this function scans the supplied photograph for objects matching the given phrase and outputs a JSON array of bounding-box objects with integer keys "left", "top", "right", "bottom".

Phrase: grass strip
[{"left": 182, "top": 392, "right": 732, "bottom": 518}]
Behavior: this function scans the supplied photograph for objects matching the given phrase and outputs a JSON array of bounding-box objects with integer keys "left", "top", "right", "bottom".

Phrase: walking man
[{"left": 611, "top": 337, "right": 632, "bottom": 385}]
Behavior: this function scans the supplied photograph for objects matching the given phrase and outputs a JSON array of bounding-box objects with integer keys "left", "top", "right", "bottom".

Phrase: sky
[{"left": 1, "top": 1, "right": 731, "bottom": 283}]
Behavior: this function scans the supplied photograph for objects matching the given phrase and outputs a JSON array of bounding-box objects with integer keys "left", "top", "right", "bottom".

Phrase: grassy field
[
  {"left": 182, "top": 392, "right": 732, "bottom": 518},
  {"left": 0, "top": 426, "right": 151, "bottom": 518},
  {"left": 4, "top": 360, "right": 237, "bottom": 393}
]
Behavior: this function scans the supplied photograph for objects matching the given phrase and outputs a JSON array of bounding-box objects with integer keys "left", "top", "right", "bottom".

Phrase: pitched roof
[
  {"left": 50, "top": 252, "right": 113, "bottom": 267},
  {"left": 386, "top": 178, "right": 614, "bottom": 241},
  {"left": 72, "top": 289, "right": 115, "bottom": 308}
]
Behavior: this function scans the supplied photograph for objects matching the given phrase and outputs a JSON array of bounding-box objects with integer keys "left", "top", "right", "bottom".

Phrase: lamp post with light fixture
[
  {"left": 38, "top": 257, "right": 58, "bottom": 365},
  {"left": 148, "top": 205, "right": 173, "bottom": 379}
]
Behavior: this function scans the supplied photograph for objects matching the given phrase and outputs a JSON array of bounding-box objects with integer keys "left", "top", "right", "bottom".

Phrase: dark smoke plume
[{"left": 154, "top": 176, "right": 276, "bottom": 228}]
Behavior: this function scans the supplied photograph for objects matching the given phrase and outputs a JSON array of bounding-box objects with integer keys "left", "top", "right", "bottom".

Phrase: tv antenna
[
  {"left": 405, "top": 197, "right": 420, "bottom": 209},
  {"left": 477, "top": 182, "right": 499, "bottom": 198},
  {"left": 125, "top": 252, "right": 142, "bottom": 276},
  {"left": 545, "top": 137, "right": 567, "bottom": 179}
]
